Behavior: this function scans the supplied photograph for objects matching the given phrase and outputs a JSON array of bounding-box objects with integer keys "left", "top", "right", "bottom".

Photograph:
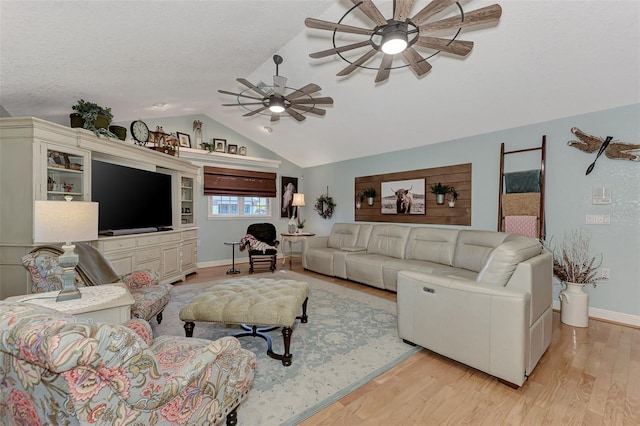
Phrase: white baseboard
[
  {"left": 197, "top": 254, "right": 284, "bottom": 269},
  {"left": 552, "top": 300, "right": 640, "bottom": 327}
]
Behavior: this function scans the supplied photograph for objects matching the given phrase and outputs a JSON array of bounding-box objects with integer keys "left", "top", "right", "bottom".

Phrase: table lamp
[
  {"left": 292, "top": 193, "right": 305, "bottom": 228},
  {"left": 34, "top": 196, "right": 99, "bottom": 302}
]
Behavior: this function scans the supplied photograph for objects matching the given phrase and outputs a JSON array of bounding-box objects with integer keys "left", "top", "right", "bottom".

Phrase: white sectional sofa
[{"left": 302, "top": 223, "right": 553, "bottom": 387}]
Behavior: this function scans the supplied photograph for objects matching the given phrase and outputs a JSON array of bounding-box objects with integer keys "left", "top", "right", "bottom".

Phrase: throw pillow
[{"left": 121, "top": 269, "right": 159, "bottom": 289}]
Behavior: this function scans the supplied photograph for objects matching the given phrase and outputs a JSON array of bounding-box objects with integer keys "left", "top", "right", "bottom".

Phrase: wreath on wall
[{"left": 314, "top": 194, "right": 336, "bottom": 219}]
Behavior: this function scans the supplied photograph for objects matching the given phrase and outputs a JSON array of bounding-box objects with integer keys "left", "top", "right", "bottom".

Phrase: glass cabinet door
[
  {"left": 45, "top": 146, "right": 88, "bottom": 201},
  {"left": 181, "top": 176, "right": 194, "bottom": 224}
]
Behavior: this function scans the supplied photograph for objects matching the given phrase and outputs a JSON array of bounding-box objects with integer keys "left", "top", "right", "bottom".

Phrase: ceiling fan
[
  {"left": 218, "top": 55, "right": 333, "bottom": 122},
  {"left": 305, "top": 0, "right": 502, "bottom": 83}
]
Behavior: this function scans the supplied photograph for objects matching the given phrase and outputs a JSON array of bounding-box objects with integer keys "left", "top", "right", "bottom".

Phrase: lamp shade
[
  {"left": 34, "top": 200, "right": 99, "bottom": 244},
  {"left": 292, "top": 193, "right": 305, "bottom": 207}
]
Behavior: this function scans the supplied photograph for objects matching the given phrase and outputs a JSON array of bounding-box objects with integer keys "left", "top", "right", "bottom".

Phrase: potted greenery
[
  {"left": 448, "top": 187, "right": 459, "bottom": 208},
  {"left": 429, "top": 182, "right": 451, "bottom": 205},
  {"left": 548, "top": 229, "right": 607, "bottom": 327},
  {"left": 363, "top": 188, "right": 376, "bottom": 206},
  {"left": 355, "top": 192, "right": 364, "bottom": 209},
  {"left": 70, "top": 99, "right": 117, "bottom": 138}
]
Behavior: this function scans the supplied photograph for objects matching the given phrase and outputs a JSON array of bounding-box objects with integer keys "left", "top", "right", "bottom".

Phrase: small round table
[{"left": 224, "top": 241, "right": 241, "bottom": 275}]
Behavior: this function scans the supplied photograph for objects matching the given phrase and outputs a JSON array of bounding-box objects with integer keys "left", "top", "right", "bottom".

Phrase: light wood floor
[{"left": 184, "top": 260, "right": 640, "bottom": 425}]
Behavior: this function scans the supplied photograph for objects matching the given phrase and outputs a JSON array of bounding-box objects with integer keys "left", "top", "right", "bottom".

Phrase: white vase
[
  {"left": 367, "top": 197, "right": 374, "bottom": 206},
  {"left": 436, "top": 193, "right": 445, "bottom": 205},
  {"left": 559, "top": 282, "right": 589, "bottom": 327}
]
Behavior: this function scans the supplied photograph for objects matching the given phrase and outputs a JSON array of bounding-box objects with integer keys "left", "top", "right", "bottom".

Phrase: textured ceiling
[{"left": 1, "top": 1, "right": 639, "bottom": 168}]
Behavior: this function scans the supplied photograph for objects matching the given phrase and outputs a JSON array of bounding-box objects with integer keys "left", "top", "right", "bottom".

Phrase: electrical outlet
[{"left": 601, "top": 268, "right": 610, "bottom": 279}]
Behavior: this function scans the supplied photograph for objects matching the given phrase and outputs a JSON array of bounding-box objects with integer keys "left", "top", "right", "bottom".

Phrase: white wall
[{"left": 302, "top": 104, "right": 640, "bottom": 317}]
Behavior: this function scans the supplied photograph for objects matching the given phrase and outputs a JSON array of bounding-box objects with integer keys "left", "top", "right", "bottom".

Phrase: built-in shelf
[{"left": 178, "top": 147, "right": 280, "bottom": 169}]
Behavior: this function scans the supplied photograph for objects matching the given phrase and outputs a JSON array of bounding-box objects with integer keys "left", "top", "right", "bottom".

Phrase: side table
[
  {"left": 224, "top": 241, "right": 241, "bottom": 274},
  {"left": 280, "top": 233, "right": 316, "bottom": 266},
  {"left": 5, "top": 283, "right": 135, "bottom": 324}
]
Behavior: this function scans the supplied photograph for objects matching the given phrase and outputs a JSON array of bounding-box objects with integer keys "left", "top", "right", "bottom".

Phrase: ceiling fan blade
[
  {"left": 336, "top": 49, "right": 378, "bottom": 76},
  {"left": 236, "top": 78, "right": 269, "bottom": 97},
  {"left": 273, "top": 75, "right": 287, "bottom": 96},
  {"left": 305, "top": 17, "right": 374, "bottom": 36},
  {"left": 270, "top": 114, "right": 280, "bottom": 123},
  {"left": 375, "top": 54, "right": 393, "bottom": 83},
  {"left": 242, "top": 106, "right": 269, "bottom": 117},
  {"left": 222, "top": 102, "right": 265, "bottom": 107},
  {"left": 414, "top": 37, "right": 474, "bottom": 56},
  {"left": 402, "top": 47, "right": 432, "bottom": 76},
  {"left": 218, "top": 90, "right": 264, "bottom": 101},
  {"left": 291, "top": 105, "right": 327, "bottom": 116},
  {"left": 287, "top": 83, "right": 322, "bottom": 100},
  {"left": 290, "top": 97, "right": 334, "bottom": 105},
  {"left": 351, "top": 0, "right": 387, "bottom": 26},
  {"left": 419, "top": 4, "right": 503, "bottom": 34},
  {"left": 285, "top": 108, "right": 306, "bottom": 122},
  {"left": 411, "top": 0, "right": 458, "bottom": 26},
  {"left": 394, "top": 0, "right": 416, "bottom": 21},
  {"left": 310, "top": 40, "right": 371, "bottom": 59}
]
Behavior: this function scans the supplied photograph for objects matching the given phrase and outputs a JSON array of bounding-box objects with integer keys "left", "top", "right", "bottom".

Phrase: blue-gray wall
[
  {"left": 301, "top": 104, "right": 640, "bottom": 317},
  {"left": 127, "top": 105, "right": 639, "bottom": 318}
]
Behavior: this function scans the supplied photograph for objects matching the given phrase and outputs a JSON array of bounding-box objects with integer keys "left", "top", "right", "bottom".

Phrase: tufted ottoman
[{"left": 180, "top": 277, "right": 310, "bottom": 366}]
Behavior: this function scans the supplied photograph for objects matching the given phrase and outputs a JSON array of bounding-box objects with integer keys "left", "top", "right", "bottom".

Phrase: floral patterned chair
[
  {"left": 21, "top": 244, "right": 172, "bottom": 324},
  {"left": 0, "top": 301, "right": 256, "bottom": 425}
]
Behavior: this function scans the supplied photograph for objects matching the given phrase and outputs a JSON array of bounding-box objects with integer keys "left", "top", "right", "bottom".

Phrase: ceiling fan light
[
  {"left": 381, "top": 23, "right": 408, "bottom": 55},
  {"left": 269, "top": 96, "right": 285, "bottom": 113}
]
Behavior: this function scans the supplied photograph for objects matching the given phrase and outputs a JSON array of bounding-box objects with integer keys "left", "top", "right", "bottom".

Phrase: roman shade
[{"left": 204, "top": 166, "right": 276, "bottom": 197}]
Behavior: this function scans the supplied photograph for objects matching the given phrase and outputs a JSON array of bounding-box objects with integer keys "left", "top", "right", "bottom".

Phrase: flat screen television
[{"left": 92, "top": 160, "right": 173, "bottom": 235}]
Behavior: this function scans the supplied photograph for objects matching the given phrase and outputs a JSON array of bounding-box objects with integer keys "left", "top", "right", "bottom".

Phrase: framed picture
[
  {"left": 177, "top": 132, "right": 191, "bottom": 148},
  {"left": 281, "top": 176, "right": 298, "bottom": 218},
  {"left": 239, "top": 146, "right": 247, "bottom": 156},
  {"left": 381, "top": 178, "right": 426, "bottom": 215},
  {"left": 213, "top": 139, "right": 226, "bottom": 152},
  {"left": 227, "top": 144, "right": 238, "bottom": 154}
]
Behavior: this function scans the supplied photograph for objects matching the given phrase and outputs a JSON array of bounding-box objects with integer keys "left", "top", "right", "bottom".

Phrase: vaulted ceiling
[{"left": 1, "top": 1, "right": 638, "bottom": 168}]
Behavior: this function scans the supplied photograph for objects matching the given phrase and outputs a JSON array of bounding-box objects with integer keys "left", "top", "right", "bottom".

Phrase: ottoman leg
[
  {"left": 268, "top": 327, "right": 292, "bottom": 367},
  {"left": 156, "top": 310, "right": 163, "bottom": 324},
  {"left": 184, "top": 321, "right": 195, "bottom": 337},
  {"left": 297, "top": 297, "right": 309, "bottom": 324}
]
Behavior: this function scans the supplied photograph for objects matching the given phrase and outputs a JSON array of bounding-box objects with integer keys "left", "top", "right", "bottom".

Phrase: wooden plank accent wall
[{"left": 354, "top": 163, "right": 471, "bottom": 226}]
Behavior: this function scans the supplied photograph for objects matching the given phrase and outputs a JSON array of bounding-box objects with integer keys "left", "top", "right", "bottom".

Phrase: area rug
[{"left": 151, "top": 270, "right": 419, "bottom": 425}]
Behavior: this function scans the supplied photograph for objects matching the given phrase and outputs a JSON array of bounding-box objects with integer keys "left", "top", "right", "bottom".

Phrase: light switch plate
[{"left": 592, "top": 186, "right": 612, "bottom": 204}]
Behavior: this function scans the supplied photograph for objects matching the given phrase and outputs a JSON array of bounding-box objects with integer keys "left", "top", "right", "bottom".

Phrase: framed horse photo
[{"left": 281, "top": 176, "right": 298, "bottom": 218}]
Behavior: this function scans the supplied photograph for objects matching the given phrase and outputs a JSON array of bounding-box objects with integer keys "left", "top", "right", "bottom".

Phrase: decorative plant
[
  {"left": 449, "top": 186, "right": 459, "bottom": 201},
  {"left": 71, "top": 99, "right": 117, "bottom": 138},
  {"left": 547, "top": 229, "right": 607, "bottom": 287},
  {"left": 429, "top": 182, "right": 451, "bottom": 194},
  {"left": 200, "top": 142, "right": 215, "bottom": 152},
  {"left": 362, "top": 188, "right": 376, "bottom": 198}
]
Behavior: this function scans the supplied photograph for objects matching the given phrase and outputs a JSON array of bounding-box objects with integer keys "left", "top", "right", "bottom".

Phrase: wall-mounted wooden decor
[{"left": 355, "top": 163, "right": 471, "bottom": 226}]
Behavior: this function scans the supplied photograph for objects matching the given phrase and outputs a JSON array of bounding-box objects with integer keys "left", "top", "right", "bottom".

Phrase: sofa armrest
[
  {"left": 340, "top": 246, "right": 367, "bottom": 252},
  {"left": 397, "top": 270, "right": 530, "bottom": 386},
  {"left": 123, "top": 318, "right": 153, "bottom": 346},
  {"left": 120, "top": 269, "right": 159, "bottom": 289}
]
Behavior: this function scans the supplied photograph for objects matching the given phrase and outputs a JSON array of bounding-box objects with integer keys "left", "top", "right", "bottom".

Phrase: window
[{"left": 208, "top": 196, "right": 271, "bottom": 218}]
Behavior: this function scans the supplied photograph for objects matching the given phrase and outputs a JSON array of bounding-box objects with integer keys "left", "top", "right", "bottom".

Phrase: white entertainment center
[{"left": 0, "top": 117, "right": 200, "bottom": 299}]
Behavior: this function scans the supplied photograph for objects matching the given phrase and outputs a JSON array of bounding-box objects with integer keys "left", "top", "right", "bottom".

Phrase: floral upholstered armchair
[
  {"left": 0, "top": 301, "right": 256, "bottom": 425},
  {"left": 21, "top": 243, "right": 172, "bottom": 324}
]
